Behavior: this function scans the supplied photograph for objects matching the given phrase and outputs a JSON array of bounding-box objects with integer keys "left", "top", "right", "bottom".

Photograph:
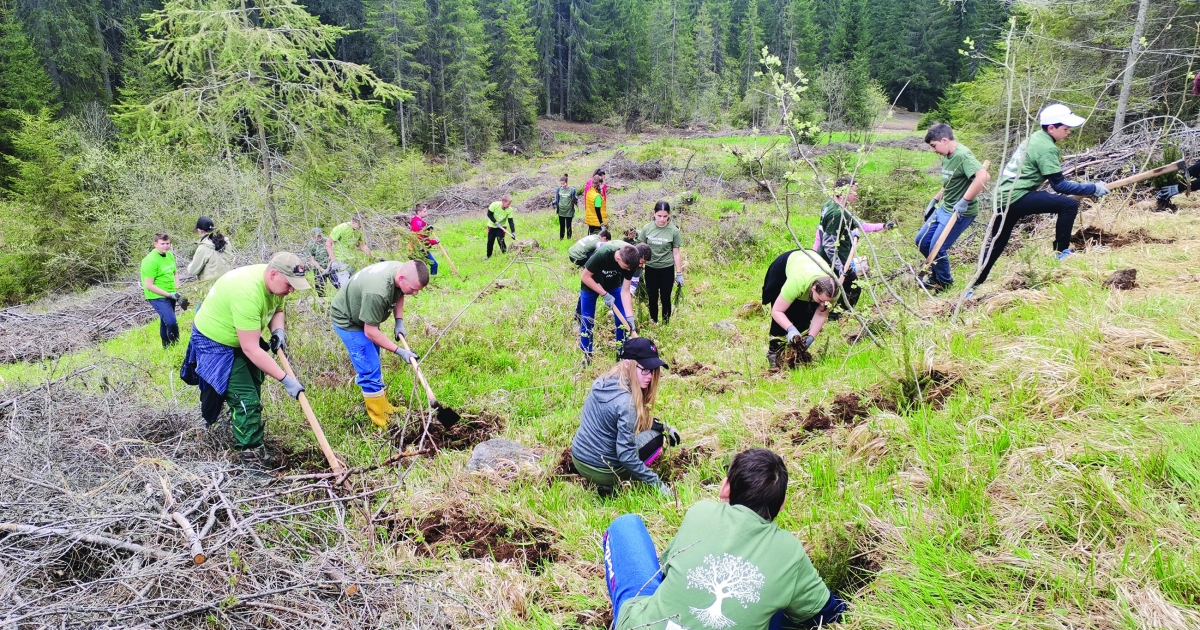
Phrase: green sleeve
[
  {"left": 358, "top": 294, "right": 392, "bottom": 326},
  {"left": 781, "top": 549, "right": 832, "bottom": 621},
  {"left": 960, "top": 152, "right": 984, "bottom": 179},
  {"left": 673, "top": 228, "right": 682, "bottom": 248},
  {"left": 636, "top": 226, "right": 647, "bottom": 243},
  {"left": 594, "top": 195, "right": 603, "bottom": 209},
  {"left": 779, "top": 276, "right": 805, "bottom": 304},
  {"left": 140, "top": 255, "right": 155, "bottom": 281}
]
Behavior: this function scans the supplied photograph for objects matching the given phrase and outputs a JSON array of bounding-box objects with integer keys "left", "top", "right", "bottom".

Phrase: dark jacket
[{"left": 570, "top": 375, "right": 659, "bottom": 484}]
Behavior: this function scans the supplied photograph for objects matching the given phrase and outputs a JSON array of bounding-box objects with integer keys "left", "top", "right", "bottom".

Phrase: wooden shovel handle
[
  {"left": 925, "top": 160, "right": 989, "bottom": 265},
  {"left": 610, "top": 303, "right": 638, "bottom": 338},
  {"left": 277, "top": 349, "right": 347, "bottom": 476},
  {"left": 1106, "top": 159, "right": 1186, "bottom": 190},
  {"left": 396, "top": 334, "right": 439, "bottom": 405}
]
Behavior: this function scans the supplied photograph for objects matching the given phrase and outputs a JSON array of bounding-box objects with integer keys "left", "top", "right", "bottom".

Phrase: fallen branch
[
  {"left": 169, "top": 512, "right": 206, "bottom": 565},
  {"left": 0, "top": 523, "right": 172, "bottom": 561}
]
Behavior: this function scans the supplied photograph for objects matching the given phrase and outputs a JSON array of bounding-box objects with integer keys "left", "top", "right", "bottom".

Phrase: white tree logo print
[{"left": 685, "top": 553, "right": 765, "bottom": 629}]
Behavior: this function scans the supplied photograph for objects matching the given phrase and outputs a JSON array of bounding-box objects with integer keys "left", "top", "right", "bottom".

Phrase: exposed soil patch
[
  {"left": 874, "top": 367, "right": 961, "bottom": 413},
  {"left": 1102, "top": 268, "right": 1138, "bottom": 290},
  {"left": 276, "top": 442, "right": 328, "bottom": 474},
  {"left": 658, "top": 445, "right": 715, "bottom": 483},
  {"left": 393, "top": 508, "right": 558, "bottom": 571},
  {"left": 575, "top": 607, "right": 614, "bottom": 630},
  {"left": 776, "top": 393, "right": 871, "bottom": 439},
  {"left": 1071, "top": 226, "right": 1174, "bottom": 249},
  {"left": 777, "top": 340, "right": 814, "bottom": 369},
  {"left": 674, "top": 362, "right": 735, "bottom": 378},
  {"left": 394, "top": 412, "right": 504, "bottom": 452},
  {"left": 841, "top": 552, "right": 883, "bottom": 595},
  {"left": 554, "top": 447, "right": 578, "bottom": 476}
]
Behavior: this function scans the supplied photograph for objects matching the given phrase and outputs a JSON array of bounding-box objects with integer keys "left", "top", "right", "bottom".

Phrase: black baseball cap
[
  {"left": 195, "top": 216, "right": 215, "bottom": 231},
  {"left": 620, "top": 337, "right": 668, "bottom": 371}
]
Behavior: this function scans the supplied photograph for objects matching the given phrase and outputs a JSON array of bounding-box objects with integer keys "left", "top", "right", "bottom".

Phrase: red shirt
[{"left": 410, "top": 215, "right": 438, "bottom": 245}]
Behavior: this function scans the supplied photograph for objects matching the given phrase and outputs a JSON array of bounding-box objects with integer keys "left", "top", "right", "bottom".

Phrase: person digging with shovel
[
  {"left": 568, "top": 228, "right": 629, "bottom": 267},
  {"left": 330, "top": 259, "right": 429, "bottom": 429},
  {"left": 578, "top": 243, "right": 652, "bottom": 366},
  {"left": 973, "top": 104, "right": 1110, "bottom": 290},
  {"left": 570, "top": 337, "right": 679, "bottom": 498},
  {"left": 761, "top": 250, "right": 840, "bottom": 369},
  {"left": 915, "top": 123, "right": 990, "bottom": 293},
  {"left": 486, "top": 194, "right": 516, "bottom": 259},
  {"left": 179, "top": 252, "right": 311, "bottom": 468},
  {"left": 410, "top": 203, "right": 439, "bottom": 276}
]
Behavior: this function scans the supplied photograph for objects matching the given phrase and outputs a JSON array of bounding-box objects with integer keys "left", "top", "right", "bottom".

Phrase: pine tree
[
  {"left": 0, "top": 5, "right": 54, "bottom": 186},
  {"left": 440, "top": 0, "right": 496, "bottom": 154},
  {"left": 648, "top": 0, "right": 696, "bottom": 125},
  {"left": 692, "top": 1, "right": 719, "bottom": 122},
  {"left": 738, "top": 0, "right": 762, "bottom": 95},
  {"left": 481, "top": 0, "right": 539, "bottom": 147},
  {"left": 16, "top": 0, "right": 108, "bottom": 106},
  {"left": 788, "top": 0, "right": 817, "bottom": 73},
  {"left": 364, "top": 0, "right": 429, "bottom": 150}
]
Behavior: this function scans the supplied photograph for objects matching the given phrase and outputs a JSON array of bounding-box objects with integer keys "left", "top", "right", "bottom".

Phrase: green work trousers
[
  {"left": 228, "top": 352, "right": 265, "bottom": 450},
  {"left": 572, "top": 454, "right": 633, "bottom": 487}
]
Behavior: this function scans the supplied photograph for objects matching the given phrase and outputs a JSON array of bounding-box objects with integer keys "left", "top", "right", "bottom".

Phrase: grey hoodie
[{"left": 571, "top": 375, "right": 659, "bottom": 485}]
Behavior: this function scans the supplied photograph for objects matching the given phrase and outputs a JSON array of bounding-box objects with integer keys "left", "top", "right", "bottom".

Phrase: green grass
[{"left": 6, "top": 131, "right": 1200, "bottom": 628}]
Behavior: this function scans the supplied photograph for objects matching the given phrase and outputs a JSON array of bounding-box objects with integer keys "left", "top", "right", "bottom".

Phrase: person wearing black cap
[
  {"left": 188, "top": 217, "right": 230, "bottom": 306},
  {"left": 570, "top": 337, "right": 681, "bottom": 498}
]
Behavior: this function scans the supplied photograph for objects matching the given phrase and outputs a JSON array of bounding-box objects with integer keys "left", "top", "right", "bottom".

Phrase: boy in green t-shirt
[
  {"left": 552, "top": 173, "right": 579, "bottom": 240},
  {"left": 327, "top": 215, "right": 374, "bottom": 285},
  {"left": 603, "top": 448, "right": 846, "bottom": 630},
  {"left": 330, "top": 259, "right": 428, "bottom": 429},
  {"left": 486, "top": 194, "right": 515, "bottom": 258},
  {"left": 976, "top": 104, "right": 1109, "bottom": 289},
  {"left": 140, "top": 232, "right": 181, "bottom": 348},
  {"left": 914, "top": 123, "right": 991, "bottom": 291}
]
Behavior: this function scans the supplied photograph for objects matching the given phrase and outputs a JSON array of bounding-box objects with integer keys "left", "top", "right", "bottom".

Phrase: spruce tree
[
  {"left": 364, "top": 0, "right": 429, "bottom": 150},
  {"left": 481, "top": 0, "right": 539, "bottom": 147},
  {"left": 0, "top": 5, "right": 56, "bottom": 183},
  {"left": 738, "top": 0, "right": 762, "bottom": 95},
  {"left": 441, "top": 0, "right": 496, "bottom": 154},
  {"left": 16, "top": 0, "right": 108, "bottom": 106}
]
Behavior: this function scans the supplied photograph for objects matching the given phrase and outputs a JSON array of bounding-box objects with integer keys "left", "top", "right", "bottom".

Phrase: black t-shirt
[{"left": 583, "top": 245, "right": 633, "bottom": 293}]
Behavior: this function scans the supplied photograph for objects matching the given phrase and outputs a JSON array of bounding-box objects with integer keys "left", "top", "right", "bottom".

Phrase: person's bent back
[{"left": 605, "top": 448, "right": 845, "bottom": 630}]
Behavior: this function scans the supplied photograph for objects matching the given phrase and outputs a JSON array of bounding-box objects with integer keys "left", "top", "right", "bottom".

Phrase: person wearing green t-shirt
[
  {"left": 181, "top": 253, "right": 311, "bottom": 466},
  {"left": 330, "top": 259, "right": 429, "bottom": 429},
  {"left": 141, "top": 232, "right": 181, "bottom": 348},
  {"left": 305, "top": 228, "right": 334, "bottom": 296},
  {"left": 579, "top": 243, "right": 651, "bottom": 362},
  {"left": 815, "top": 178, "right": 896, "bottom": 314},
  {"left": 552, "top": 173, "right": 579, "bottom": 240},
  {"left": 603, "top": 448, "right": 846, "bottom": 630},
  {"left": 327, "top": 215, "right": 373, "bottom": 285},
  {"left": 486, "top": 194, "right": 515, "bottom": 258},
  {"left": 636, "top": 201, "right": 684, "bottom": 324},
  {"left": 568, "top": 228, "right": 613, "bottom": 266},
  {"left": 914, "top": 123, "right": 991, "bottom": 291},
  {"left": 976, "top": 104, "right": 1110, "bottom": 289},
  {"left": 761, "top": 250, "right": 839, "bottom": 368}
]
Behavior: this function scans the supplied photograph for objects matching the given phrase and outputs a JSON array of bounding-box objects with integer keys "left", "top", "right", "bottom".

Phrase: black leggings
[
  {"left": 587, "top": 225, "right": 602, "bottom": 236},
  {"left": 486, "top": 227, "right": 507, "bottom": 257},
  {"left": 559, "top": 216, "right": 573, "bottom": 240},
  {"left": 974, "top": 191, "right": 1078, "bottom": 287},
  {"left": 643, "top": 265, "right": 675, "bottom": 323}
]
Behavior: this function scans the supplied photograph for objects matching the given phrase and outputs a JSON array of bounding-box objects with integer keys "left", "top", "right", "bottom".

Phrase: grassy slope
[{"left": 7, "top": 129, "right": 1200, "bottom": 629}]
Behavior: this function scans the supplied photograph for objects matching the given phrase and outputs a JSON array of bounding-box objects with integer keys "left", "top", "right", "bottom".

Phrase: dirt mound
[
  {"left": 777, "top": 393, "right": 871, "bottom": 437},
  {"left": 735, "top": 302, "right": 763, "bottom": 319},
  {"left": 674, "top": 362, "right": 735, "bottom": 378},
  {"left": 776, "top": 339, "right": 813, "bottom": 370},
  {"left": 0, "top": 284, "right": 157, "bottom": 364},
  {"left": 659, "top": 445, "right": 716, "bottom": 483},
  {"left": 1102, "top": 268, "right": 1138, "bottom": 290},
  {"left": 395, "top": 412, "right": 504, "bottom": 452},
  {"left": 396, "top": 508, "right": 558, "bottom": 571},
  {"left": 600, "top": 151, "right": 666, "bottom": 180},
  {"left": 874, "top": 367, "right": 961, "bottom": 413},
  {"left": 1071, "top": 226, "right": 1174, "bottom": 249},
  {"left": 554, "top": 447, "right": 578, "bottom": 476}
]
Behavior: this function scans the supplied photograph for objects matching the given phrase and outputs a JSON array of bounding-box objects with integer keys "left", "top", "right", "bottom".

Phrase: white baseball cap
[{"left": 1039, "top": 103, "right": 1086, "bottom": 127}]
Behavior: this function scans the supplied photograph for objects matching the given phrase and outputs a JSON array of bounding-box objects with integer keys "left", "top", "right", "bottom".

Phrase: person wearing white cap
[{"left": 974, "top": 104, "right": 1110, "bottom": 288}]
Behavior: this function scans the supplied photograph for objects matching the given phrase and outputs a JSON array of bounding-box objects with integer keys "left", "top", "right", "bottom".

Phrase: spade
[{"left": 396, "top": 334, "right": 460, "bottom": 429}]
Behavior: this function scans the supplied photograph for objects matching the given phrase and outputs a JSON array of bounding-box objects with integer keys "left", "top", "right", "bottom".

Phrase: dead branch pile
[
  {"left": 0, "top": 285, "right": 157, "bottom": 364},
  {"left": 600, "top": 151, "right": 667, "bottom": 181},
  {"left": 0, "top": 375, "right": 468, "bottom": 628},
  {"left": 1061, "top": 124, "right": 1200, "bottom": 184},
  {"left": 420, "top": 174, "right": 544, "bottom": 218}
]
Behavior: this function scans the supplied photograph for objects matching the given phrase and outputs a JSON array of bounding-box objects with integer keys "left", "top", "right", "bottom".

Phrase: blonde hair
[{"left": 603, "top": 359, "right": 659, "bottom": 433}]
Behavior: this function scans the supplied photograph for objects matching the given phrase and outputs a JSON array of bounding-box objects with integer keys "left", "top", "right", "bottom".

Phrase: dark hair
[
  {"left": 1041, "top": 124, "right": 1067, "bottom": 133},
  {"left": 813, "top": 276, "right": 839, "bottom": 299},
  {"left": 410, "top": 258, "right": 430, "bottom": 286},
  {"left": 195, "top": 216, "right": 215, "bottom": 232},
  {"left": 635, "top": 243, "right": 652, "bottom": 262},
  {"left": 154, "top": 232, "right": 169, "bottom": 243},
  {"left": 653, "top": 200, "right": 671, "bottom": 214},
  {"left": 834, "top": 176, "right": 856, "bottom": 189},
  {"left": 560, "top": 173, "right": 569, "bottom": 181},
  {"left": 209, "top": 231, "right": 227, "bottom": 252},
  {"left": 923, "top": 122, "right": 954, "bottom": 144},
  {"left": 415, "top": 203, "right": 428, "bottom": 212},
  {"left": 593, "top": 168, "right": 606, "bottom": 177},
  {"left": 598, "top": 228, "right": 612, "bottom": 240},
  {"left": 727, "top": 448, "right": 789, "bottom": 521},
  {"left": 616, "top": 245, "right": 642, "bottom": 268}
]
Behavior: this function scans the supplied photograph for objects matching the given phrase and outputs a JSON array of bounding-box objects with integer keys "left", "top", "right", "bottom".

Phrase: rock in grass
[
  {"left": 466, "top": 438, "right": 539, "bottom": 472},
  {"left": 1102, "top": 268, "right": 1137, "bottom": 291}
]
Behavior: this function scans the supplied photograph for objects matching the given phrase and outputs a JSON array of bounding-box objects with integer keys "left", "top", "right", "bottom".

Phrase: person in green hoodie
[
  {"left": 141, "top": 232, "right": 181, "bottom": 348},
  {"left": 603, "top": 448, "right": 846, "bottom": 630}
]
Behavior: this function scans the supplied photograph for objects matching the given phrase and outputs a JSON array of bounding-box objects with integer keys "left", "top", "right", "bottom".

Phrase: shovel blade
[{"left": 434, "top": 403, "right": 460, "bottom": 429}]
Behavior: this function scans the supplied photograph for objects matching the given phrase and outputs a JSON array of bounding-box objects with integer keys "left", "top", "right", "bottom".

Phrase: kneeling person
[
  {"left": 181, "top": 253, "right": 310, "bottom": 465},
  {"left": 571, "top": 338, "right": 678, "bottom": 497},
  {"left": 762, "top": 250, "right": 839, "bottom": 368},
  {"left": 331, "top": 259, "right": 429, "bottom": 428},
  {"left": 604, "top": 448, "right": 846, "bottom": 630}
]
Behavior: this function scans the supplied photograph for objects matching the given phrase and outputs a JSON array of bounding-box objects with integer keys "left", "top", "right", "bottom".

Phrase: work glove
[
  {"left": 675, "top": 272, "right": 684, "bottom": 287},
  {"left": 393, "top": 318, "right": 407, "bottom": 341},
  {"left": 269, "top": 328, "right": 287, "bottom": 352},
  {"left": 1092, "top": 182, "right": 1110, "bottom": 197},
  {"left": 952, "top": 197, "right": 969, "bottom": 215},
  {"left": 786, "top": 325, "right": 802, "bottom": 344},
  {"left": 884, "top": 221, "right": 898, "bottom": 230},
  {"left": 169, "top": 292, "right": 182, "bottom": 301},
  {"left": 393, "top": 347, "right": 419, "bottom": 363},
  {"left": 280, "top": 375, "right": 305, "bottom": 400},
  {"left": 657, "top": 482, "right": 675, "bottom": 499},
  {"left": 665, "top": 425, "right": 681, "bottom": 447},
  {"left": 924, "top": 198, "right": 938, "bottom": 220},
  {"left": 602, "top": 292, "right": 617, "bottom": 308},
  {"left": 803, "top": 335, "right": 815, "bottom": 350}
]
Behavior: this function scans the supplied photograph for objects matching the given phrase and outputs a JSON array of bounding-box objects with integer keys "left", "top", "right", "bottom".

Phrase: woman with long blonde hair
[{"left": 571, "top": 338, "right": 680, "bottom": 497}]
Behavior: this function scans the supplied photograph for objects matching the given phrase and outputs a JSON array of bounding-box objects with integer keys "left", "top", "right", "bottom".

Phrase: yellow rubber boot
[{"left": 363, "top": 389, "right": 399, "bottom": 429}]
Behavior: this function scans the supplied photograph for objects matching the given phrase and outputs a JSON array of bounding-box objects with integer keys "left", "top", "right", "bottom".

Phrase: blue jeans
[
  {"left": 604, "top": 515, "right": 800, "bottom": 629},
  {"left": 579, "top": 288, "right": 629, "bottom": 356},
  {"left": 148, "top": 297, "right": 179, "bottom": 348},
  {"left": 915, "top": 207, "right": 975, "bottom": 286},
  {"left": 425, "top": 251, "right": 438, "bottom": 275},
  {"left": 333, "top": 324, "right": 384, "bottom": 393}
]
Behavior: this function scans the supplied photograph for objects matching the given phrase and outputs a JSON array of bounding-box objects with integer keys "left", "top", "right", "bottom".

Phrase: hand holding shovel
[{"left": 396, "top": 335, "right": 461, "bottom": 429}]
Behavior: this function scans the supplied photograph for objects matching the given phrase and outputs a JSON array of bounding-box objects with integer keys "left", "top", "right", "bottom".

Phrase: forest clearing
[{"left": 3, "top": 0, "right": 1200, "bottom": 628}]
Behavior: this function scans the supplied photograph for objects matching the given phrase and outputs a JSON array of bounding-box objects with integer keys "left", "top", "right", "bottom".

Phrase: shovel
[
  {"left": 923, "top": 160, "right": 990, "bottom": 268},
  {"left": 396, "top": 334, "right": 460, "bottom": 429},
  {"left": 276, "top": 349, "right": 350, "bottom": 481},
  {"left": 610, "top": 302, "right": 639, "bottom": 339}
]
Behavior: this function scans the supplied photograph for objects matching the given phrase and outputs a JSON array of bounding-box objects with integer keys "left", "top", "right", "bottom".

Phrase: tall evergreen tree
[
  {"left": 738, "top": 0, "right": 762, "bottom": 94},
  {"left": 787, "top": 0, "right": 817, "bottom": 73},
  {"left": 481, "top": 0, "right": 539, "bottom": 146},
  {"left": 16, "top": 0, "right": 108, "bottom": 106},
  {"left": 364, "top": 0, "right": 428, "bottom": 150},
  {"left": 0, "top": 4, "right": 56, "bottom": 184},
  {"left": 440, "top": 0, "right": 496, "bottom": 154}
]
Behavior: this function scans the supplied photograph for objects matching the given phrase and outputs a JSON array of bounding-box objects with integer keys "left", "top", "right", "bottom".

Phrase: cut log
[{"left": 170, "top": 512, "right": 206, "bottom": 564}]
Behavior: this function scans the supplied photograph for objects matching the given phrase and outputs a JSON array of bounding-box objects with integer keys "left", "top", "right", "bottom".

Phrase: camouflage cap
[{"left": 267, "top": 252, "right": 312, "bottom": 291}]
